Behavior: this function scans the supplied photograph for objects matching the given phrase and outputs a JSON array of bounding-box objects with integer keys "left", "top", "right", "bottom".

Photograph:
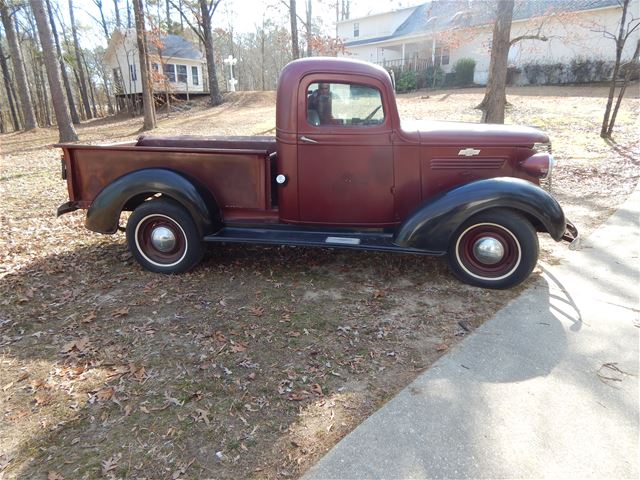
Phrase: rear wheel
[
  {"left": 126, "top": 198, "right": 204, "bottom": 273},
  {"left": 448, "top": 209, "right": 538, "bottom": 289}
]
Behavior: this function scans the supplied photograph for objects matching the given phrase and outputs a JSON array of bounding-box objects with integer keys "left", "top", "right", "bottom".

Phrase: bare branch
[
  {"left": 168, "top": 0, "right": 204, "bottom": 43},
  {"left": 510, "top": 34, "right": 548, "bottom": 45}
]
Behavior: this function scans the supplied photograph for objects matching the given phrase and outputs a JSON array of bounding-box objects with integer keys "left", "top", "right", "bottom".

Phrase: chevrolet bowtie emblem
[{"left": 458, "top": 148, "right": 481, "bottom": 156}]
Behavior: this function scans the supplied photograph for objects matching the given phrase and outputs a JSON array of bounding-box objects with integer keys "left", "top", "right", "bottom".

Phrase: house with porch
[
  {"left": 338, "top": 0, "right": 639, "bottom": 85},
  {"left": 104, "top": 29, "right": 208, "bottom": 106}
]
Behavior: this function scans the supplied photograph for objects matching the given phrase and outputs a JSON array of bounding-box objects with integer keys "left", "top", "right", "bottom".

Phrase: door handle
[{"left": 300, "top": 136, "right": 318, "bottom": 144}]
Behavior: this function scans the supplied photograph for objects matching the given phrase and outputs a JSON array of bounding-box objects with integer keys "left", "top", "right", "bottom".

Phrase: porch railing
[{"left": 377, "top": 57, "right": 435, "bottom": 72}]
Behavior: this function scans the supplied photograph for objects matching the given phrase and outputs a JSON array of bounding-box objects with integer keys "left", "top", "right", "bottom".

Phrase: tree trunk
[
  {"left": 478, "top": 0, "right": 514, "bottom": 124},
  {"left": 68, "top": 0, "right": 93, "bottom": 120},
  {"left": 305, "top": 0, "right": 312, "bottom": 57},
  {"left": 24, "top": 8, "right": 50, "bottom": 127},
  {"left": 113, "top": 0, "right": 121, "bottom": 27},
  {"left": 289, "top": 0, "right": 299, "bottom": 59},
  {"left": 0, "top": 36, "right": 20, "bottom": 130},
  {"left": 133, "top": 0, "right": 156, "bottom": 130},
  {"left": 81, "top": 49, "right": 99, "bottom": 118},
  {"left": 601, "top": 0, "right": 630, "bottom": 138},
  {"left": 94, "top": 0, "right": 110, "bottom": 41},
  {"left": 165, "top": 0, "right": 172, "bottom": 33},
  {"left": 200, "top": 0, "right": 222, "bottom": 105},
  {"left": 0, "top": 0, "right": 38, "bottom": 130},
  {"left": 30, "top": 0, "right": 78, "bottom": 142},
  {"left": 46, "top": 0, "right": 80, "bottom": 124},
  {"left": 607, "top": 38, "right": 639, "bottom": 136},
  {"left": 39, "top": 63, "right": 53, "bottom": 126},
  {"left": 126, "top": 0, "right": 132, "bottom": 28}
]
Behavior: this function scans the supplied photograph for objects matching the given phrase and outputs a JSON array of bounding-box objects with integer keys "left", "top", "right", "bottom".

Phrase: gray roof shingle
[
  {"left": 346, "top": 0, "right": 620, "bottom": 46},
  {"left": 148, "top": 34, "right": 203, "bottom": 60}
]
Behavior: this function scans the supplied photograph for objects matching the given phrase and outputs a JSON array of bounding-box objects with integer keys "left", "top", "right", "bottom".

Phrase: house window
[
  {"left": 435, "top": 46, "right": 450, "bottom": 67},
  {"left": 353, "top": 22, "right": 359, "bottom": 37},
  {"left": 129, "top": 63, "right": 137, "bottom": 81},
  {"left": 164, "top": 63, "right": 176, "bottom": 82},
  {"left": 192, "top": 66, "right": 199, "bottom": 85},
  {"left": 152, "top": 63, "right": 159, "bottom": 72},
  {"left": 177, "top": 64, "right": 187, "bottom": 83},
  {"left": 441, "top": 45, "right": 450, "bottom": 66}
]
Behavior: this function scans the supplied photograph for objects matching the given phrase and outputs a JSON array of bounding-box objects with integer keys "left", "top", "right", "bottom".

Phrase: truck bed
[{"left": 58, "top": 135, "right": 277, "bottom": 220}]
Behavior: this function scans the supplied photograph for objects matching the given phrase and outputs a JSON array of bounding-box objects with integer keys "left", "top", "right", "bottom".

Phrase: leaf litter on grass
[{"left": 0, "top": 84, "right": 638, "bottom": 479}]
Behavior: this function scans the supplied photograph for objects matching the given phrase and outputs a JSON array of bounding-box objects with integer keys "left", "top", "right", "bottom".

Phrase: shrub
[
  {"left": 425, "top": 66, "right": 445, "bottom": 88},
  {"left": 453, "top": 58, "right": 476, "bottom": 86},
  {"left": 396, "top": 70, "right": 417, "bottom": 92}
]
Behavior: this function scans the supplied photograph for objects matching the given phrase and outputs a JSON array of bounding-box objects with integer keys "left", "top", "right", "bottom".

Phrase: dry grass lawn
[{"left": 0, "top": 83, "right": 638, "bottom": 479}]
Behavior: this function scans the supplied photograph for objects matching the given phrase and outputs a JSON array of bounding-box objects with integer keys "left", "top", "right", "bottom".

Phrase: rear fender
[
  {"left": 394, "top": 177, "right": 566, "bottom": 252},
  {"left": 86, "top": 168, "right": 218, "bottom": 234}
]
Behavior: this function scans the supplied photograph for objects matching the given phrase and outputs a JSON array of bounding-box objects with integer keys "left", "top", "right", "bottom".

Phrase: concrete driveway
[{"left": 304, "top": 185, "right": 639, "bottom": 479}]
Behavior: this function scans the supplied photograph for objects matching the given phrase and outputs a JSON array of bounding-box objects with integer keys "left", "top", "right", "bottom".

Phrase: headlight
[{"left": 520, "top": 153, "right": 554, "bottom": 179}]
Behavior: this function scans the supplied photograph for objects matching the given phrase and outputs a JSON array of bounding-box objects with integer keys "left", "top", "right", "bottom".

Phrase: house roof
[
  {"left": 149, "top": 34, "right": 204, "bottom": 61},
  {"left": 105, "top": 29, "right": 204, "bottom": 62},
  {"left": 345, "top": 0, "right": 620, "bottom": 46}
]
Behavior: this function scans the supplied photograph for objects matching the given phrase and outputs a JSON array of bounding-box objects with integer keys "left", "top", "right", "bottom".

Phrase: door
[{"left": 297, "top": 76, "right": 395, "bottom": 226}]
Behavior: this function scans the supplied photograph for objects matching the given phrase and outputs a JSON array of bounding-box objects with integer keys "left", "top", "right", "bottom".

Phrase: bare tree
[
  {"left": 68, "top": 0, "right": 93, "bottom": 120},
  {"left": 600, "top": 0, "right": 640, "bottom": 138},
  {"left": 133, "top": 0, "right": 156, "bottom": 130},
  {"left": 305, "top": 0, "right": 311, "bottom": 56},
  {"left": 477, "top": 0, "right": 551, "bottom": 123},
  {"left": 113, "top": 0, "right": 121, "bottom": 27},
  {"left": 478, "top": 0, "right": 513, "bottom": 124},
  {"left": 0, "top": 0, "right": 38, "bottom": 130},
  {"left": 171, "top": 0, "right": 223, "bottom": 106},
  {"left": 289, "top": 0, "right": 299, "bottom": 59},
  {"left": 30, "top": 0, "right": 78, "bottom": 141},
  {"left": 46, "top": 0, "right": 79, "bottom": 124},
  {"left": 0, "top": 34, "right": 20, "bottom": 130}
]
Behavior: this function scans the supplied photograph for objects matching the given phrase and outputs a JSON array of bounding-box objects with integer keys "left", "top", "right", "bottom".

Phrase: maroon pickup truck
[{"left": 57, "top": 58, "right": 577, "bottom": 289}]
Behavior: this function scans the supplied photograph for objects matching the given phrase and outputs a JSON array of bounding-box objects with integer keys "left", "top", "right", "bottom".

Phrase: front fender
[
  {"left": 86, "top": 168, "right": 216, "bottom": 235},
  {"left": 394, "top": 177, "right": 566, "bottom": 252}
]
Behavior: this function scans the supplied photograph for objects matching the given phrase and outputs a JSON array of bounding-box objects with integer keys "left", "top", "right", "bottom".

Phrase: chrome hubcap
[
  {"left": 151, "top": 226, "right": 177, "bottom": 252},
  {"left": 473, "top": 237, "right": 505, "bottom": 264}
]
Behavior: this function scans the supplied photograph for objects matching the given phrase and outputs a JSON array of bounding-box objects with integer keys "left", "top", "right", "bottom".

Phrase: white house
[
  {"left": 104, "top": 29, "right": 207, "bottom": 98},
  {"left": 338, "top": 0, "right": 640, "bottom": 85}
]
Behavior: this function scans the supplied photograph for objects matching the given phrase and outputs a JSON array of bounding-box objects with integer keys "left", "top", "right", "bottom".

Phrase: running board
[{"left": 203, "top": 227, "right": 443, "bottom": 256}]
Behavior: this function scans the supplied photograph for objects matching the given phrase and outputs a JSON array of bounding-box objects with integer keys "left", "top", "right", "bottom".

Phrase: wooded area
[
  {"left": 0, "top": 0, "right": 637, "bottom": 140},
  {"left": 0, "top": 0, "right": 353, "bottom": 140}
]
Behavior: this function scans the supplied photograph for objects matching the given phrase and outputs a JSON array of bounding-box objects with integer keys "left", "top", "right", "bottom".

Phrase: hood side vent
[{"left": 431, "top": 158, "right": 505, "bottom": 170}]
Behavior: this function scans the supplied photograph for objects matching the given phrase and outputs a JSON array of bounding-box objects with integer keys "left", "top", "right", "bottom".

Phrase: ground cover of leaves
[{"left": 1, "top": 83, "right": 638, "bottom": 479}]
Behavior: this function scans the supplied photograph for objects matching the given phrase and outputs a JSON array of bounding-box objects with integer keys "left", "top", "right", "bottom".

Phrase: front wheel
[
  {"left": 447, "top": 209, "right": 538, "bottom": 289},
  {"left": 126, "top": 198, "right": 204, "bottom": 273}
]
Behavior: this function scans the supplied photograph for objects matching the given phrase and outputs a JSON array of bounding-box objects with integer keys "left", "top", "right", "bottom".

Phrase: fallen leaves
[
  {"left": 60, "top": 337, "right": 91, "bottom": 357},
  {"left": 108, "top": 363, "right": 147, "bottom": 382},
  {"left": 34, "top": 392, "right": 52, "bottom": 406},
  {"left": 193, "top": 408, "right": 211, "bottom": 425},
  {"left": 111, "top": 306, "right": 130, "bottom": 318},
  {"left": 101, "top": 453, "right": 121, "bottom": 476}
]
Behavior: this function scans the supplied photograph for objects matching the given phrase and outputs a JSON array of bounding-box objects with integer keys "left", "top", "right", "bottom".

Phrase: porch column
[{"left": 402, "top": 43, "right": 405, "bottom": 71}]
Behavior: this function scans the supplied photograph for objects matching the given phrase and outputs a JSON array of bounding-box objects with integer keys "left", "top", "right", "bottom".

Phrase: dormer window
[{"left": 354, "top": 22, "right": 359, "bottom": 37}]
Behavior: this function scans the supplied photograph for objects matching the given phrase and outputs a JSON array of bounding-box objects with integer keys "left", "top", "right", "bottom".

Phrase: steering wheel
[{"left": 364, "top": 105, "right": 383, "bottom": 122}]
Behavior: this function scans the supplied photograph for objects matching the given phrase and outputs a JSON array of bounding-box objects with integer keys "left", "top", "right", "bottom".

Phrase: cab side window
[{"left": 306, "top": 82, "right": 385, "bottom": 127}]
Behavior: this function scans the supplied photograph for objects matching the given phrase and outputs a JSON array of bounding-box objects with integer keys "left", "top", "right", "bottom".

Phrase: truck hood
[{"left": 402, "top": 120, "right": 549, "bottom": 147}]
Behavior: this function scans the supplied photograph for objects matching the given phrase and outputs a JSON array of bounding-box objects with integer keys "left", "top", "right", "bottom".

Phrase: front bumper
[{"left": 561, "top": 220, "right": 580, "bottom": 250}]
